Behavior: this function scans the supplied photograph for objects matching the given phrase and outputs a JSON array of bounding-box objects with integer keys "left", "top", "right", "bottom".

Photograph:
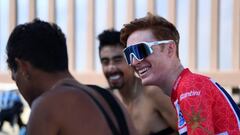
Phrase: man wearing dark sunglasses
[
  {"left": 98, "top": 29, "right": 178, "bottom": 135},
  {"left": 120, "top": 13, "right": 240, "bottom": 135}
]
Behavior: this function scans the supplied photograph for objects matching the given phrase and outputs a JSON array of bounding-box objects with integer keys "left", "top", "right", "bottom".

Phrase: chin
[
  {"left": 141, "top": 78, "right": 153, "bottom": 86},
  {"left": 110, "top": 84, "right": 123, "bottom": 90},
  {"left": 141, "top": 75, "right": 159, "bottom": 86}
]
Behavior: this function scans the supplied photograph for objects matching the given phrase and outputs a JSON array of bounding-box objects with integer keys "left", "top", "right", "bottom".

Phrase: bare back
[{"left": 27, "top": 79, "right": 137, "bottom": 135}]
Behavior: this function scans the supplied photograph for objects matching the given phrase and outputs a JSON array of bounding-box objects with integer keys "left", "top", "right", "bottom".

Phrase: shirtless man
[
  {"left": 6, "top": 19, "right": 136, "bottom": 135},
  {"left": 98, "top": 29, "right": 178, "bottom": 135}
]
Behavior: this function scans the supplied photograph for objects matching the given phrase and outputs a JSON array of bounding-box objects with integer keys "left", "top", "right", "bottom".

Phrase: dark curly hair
[
  {"left": 120, "top": 13, "right": 180, "bottom": 57},
  {"left": 98, "top": 29, "right": 123, "bottom": 53},
  {"left": 6, "top": 18, "right": 68, "bottom": 72}
]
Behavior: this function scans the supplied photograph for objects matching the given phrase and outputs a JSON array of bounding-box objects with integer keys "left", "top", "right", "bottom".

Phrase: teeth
[
  {"left": 109, "top": 74, "right": 120, "bottom": 80},
  {"left": 138, "top": 67, "right": 149, "bottom": 74}
]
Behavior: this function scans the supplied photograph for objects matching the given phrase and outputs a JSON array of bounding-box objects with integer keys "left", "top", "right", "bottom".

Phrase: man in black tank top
[
  {"left": 6, "top": 19, "right": 137, "bottom": 135},
  {"left": 98, "top": 29, "right": 178, "bottom": 135}
]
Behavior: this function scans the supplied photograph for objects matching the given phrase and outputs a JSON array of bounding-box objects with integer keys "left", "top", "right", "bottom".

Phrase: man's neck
[
  {"left": 118, "top": 77, "right": 142, "bottom": 105},
  {"left": 40, "top": 71, "right": 73, "bottom": 90},
  {"left": 162, "top": 63, "right": 184, "bottom": 96},
  {"left": 29, "top": 70, "right": 73, "bottom": 106}
]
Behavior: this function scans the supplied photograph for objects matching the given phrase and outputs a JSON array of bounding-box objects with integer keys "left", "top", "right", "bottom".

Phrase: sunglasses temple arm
[{"left": 149, "top": 40, "right": 174, "bottom": 47}]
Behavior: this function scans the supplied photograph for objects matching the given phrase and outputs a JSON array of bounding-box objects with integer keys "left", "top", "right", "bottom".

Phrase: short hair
[
  {"left": 97, "top": 29, "right": 122, "bottom": 52},
  {"left": 6, "top": 18, "right": 68, "bottom": 72},
  {"left": 120, "top": 13, "right": 180, "bottom": 57}
]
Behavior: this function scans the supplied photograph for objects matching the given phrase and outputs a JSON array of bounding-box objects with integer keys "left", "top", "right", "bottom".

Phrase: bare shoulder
[
  {"left": 29, "top": 86, "right": 88, "bottom": 124},
  {"left": 144, "top": 86, "right": 169, "bottom": 101},
  {"left": 143, "top": 86, "right": 178, "bottom": 130},
  {"left": 32, "top": 86, "right": 84, "bottom": 110},
  {"left": 143, "top": 85, "right": 174, "bottom": 113},
  {"left": 33, "top": 85, "right": 98, "bottom": 116}
]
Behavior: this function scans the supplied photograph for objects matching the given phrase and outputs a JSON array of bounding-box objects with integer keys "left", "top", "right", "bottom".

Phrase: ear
[
  {"left": 15, "top": 58, "right": 31, "bottom": 77},
  {"left": 167, "top": 42, "right": 176, "bottom": 57}
]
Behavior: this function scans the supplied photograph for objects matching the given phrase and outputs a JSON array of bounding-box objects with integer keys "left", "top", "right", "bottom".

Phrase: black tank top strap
[
  {"left": 76, "top": 85, "right": 120, "bottom": 135},
  {"left": 87, "top": 85, "right": 130, "bottom": 135},
  {"left": 149, "top": 127, "right": 175, "bottom": 135}
]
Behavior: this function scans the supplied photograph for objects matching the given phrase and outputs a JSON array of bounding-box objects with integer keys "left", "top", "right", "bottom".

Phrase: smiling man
[
  {"left": 120, "top": 13, "right": 240, "bottom": 135},
  {"left": 98, "top": 29, "right": 178, "bottom": 135}
]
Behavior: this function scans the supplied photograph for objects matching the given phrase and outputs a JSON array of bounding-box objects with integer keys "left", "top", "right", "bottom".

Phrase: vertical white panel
[
  {"left": 156, "top": 0, "right": 168, "bottom": 18},
  {"left": 0, "top": 0, "right": 9, "bottom": 71},
  {"left": 115, "top": 0, "right": 127, "bottom": 31},
  {"left": 219, "top": 0, "right": 233, "bottom": 70},
  {"left": 56, "top": 0, "right": 67, "bottom": 34},
  {"left": 36, "top": 0, "right": 48, "bottom": 20},
  {"left": 76, "top": 0, "right": 88, "bottom": 71},
  {"left": 17, "top": 0, "right": 29, "bottom": 24},
  {"left": 95, "top": 0, "right": 108, "bottom": 72},
  {"left": 176, "top": 0, "right": 190, "bottom": 67},
  {"left": 135, "top": 0, "right": 147, "bottom": 18},
  {"left": 197, "top": 0, "right": 211, "bottom": 71}
]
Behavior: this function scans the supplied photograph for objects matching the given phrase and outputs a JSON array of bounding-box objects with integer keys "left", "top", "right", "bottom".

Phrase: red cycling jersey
[{"left": 171, "top": 68, "right": 240, "bottom": 135}]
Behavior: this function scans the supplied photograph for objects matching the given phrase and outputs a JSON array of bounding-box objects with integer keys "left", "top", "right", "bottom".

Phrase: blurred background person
[{"left": 0, "top": 90, "right": 25, "bottom": 132}]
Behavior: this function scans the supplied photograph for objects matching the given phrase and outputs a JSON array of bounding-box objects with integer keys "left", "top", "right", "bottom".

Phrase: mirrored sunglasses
[{"left": 123, "top": 40, "right": 173, "bottom": 65}]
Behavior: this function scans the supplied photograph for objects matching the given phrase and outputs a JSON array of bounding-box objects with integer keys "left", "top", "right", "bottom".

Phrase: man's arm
[{"left": 146, "top": 86, "right": 178, "bottom": 130}]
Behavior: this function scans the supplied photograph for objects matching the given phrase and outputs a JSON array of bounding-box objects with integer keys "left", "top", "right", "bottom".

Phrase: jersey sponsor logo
[
  {"left": 180, "top": 90, "right": 201, "bottom": 101},
  {"left": 174, "top": 99, "right": 187, "bottom": 134},
  {"left": 178, "top": 110, "right": 185, "bottom": 127}
]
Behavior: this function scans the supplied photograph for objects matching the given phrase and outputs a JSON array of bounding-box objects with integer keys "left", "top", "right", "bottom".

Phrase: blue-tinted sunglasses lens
[
  {"left": 123, "top": 48, "right": 131, "bottom": 64},
  {"left": 123, "top": 43, "right": 152, "bottom": 64}
]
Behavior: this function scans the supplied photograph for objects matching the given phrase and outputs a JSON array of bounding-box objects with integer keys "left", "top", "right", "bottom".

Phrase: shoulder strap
[
  {"left": 60, "top": 80, "right": 120, "bottom": 135},
  {"left": 87, "top": 85, "right": 130, "bottom": 135}
]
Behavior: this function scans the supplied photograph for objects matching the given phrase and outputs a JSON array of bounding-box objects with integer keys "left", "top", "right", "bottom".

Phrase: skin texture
[
  {"left": 11, "top": 58, "right": 137, "bottom": 135},
  {"left": 100, "top": 45, "right": 178, "bottom": 135}
]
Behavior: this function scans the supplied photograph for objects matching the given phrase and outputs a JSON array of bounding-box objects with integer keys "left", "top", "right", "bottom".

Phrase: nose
[
  {"left": 107, "top": 62, "right": 117, "bottom": 72},
  {"left": 131, "top": 56, "right": 140, "bottom": 65}
]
